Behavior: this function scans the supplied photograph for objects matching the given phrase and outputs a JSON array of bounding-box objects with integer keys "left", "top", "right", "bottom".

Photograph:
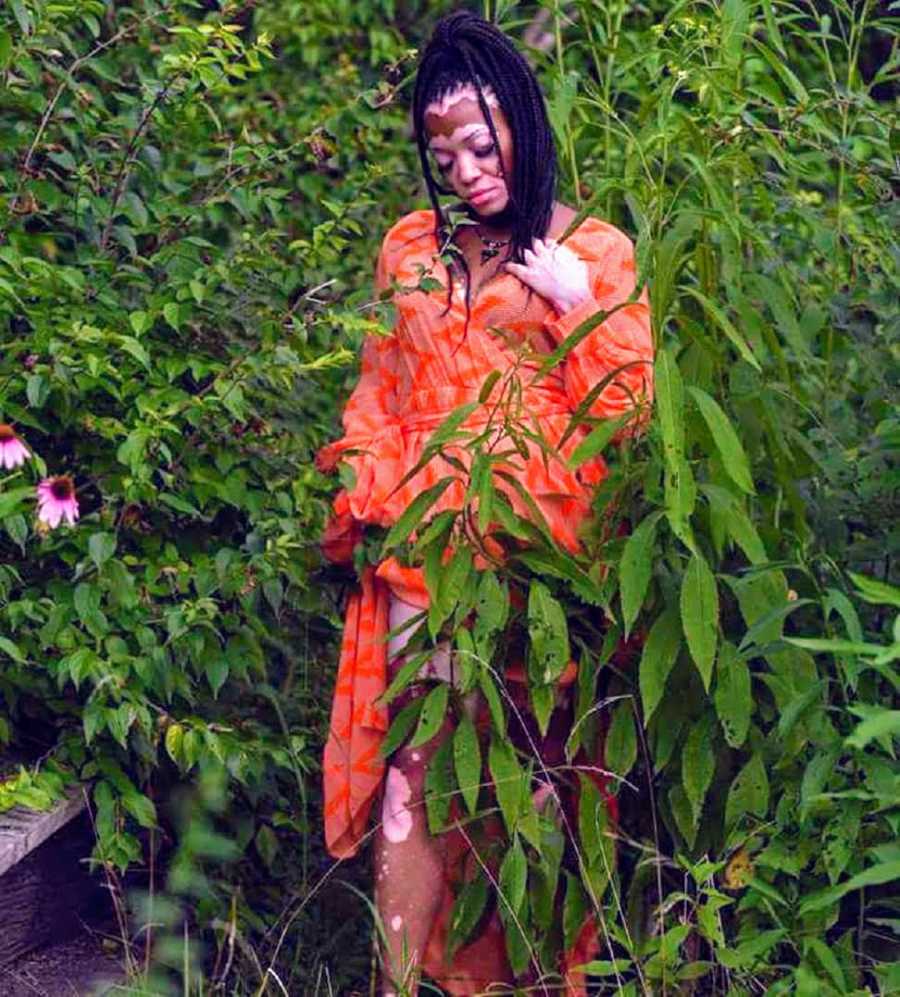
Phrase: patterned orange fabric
[{"left": 318, "top": 209, "right": 653, "bottom": 991}]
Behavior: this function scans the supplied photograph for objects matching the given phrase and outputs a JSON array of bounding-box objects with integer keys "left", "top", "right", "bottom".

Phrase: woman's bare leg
[{"left": 375, "top": 597, "right": 448, "bottom": 995}]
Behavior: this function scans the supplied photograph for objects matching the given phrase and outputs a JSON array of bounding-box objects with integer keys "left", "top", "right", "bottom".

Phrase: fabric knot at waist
[{"left": 400, "top": 382, "right": 571, "bottom": 432}]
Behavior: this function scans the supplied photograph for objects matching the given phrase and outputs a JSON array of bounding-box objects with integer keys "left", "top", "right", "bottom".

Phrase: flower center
[
  {"left": 50, "top": 476, "right": 74, "bottom": 500},
  {"left": 0, "top": 424, "right": 16, "bottom": 442}
]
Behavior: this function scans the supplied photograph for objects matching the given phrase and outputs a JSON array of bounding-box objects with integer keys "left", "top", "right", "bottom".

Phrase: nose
[{"left": 456, "top": 151, "right": 481, "bottom": 187}]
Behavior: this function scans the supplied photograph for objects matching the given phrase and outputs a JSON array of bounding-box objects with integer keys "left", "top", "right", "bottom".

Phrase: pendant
[{"left": 480, "top": 247, "right": 499, "bottom": 264}]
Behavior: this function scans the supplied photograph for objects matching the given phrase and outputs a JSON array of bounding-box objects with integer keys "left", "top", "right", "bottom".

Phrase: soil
[{"left": 0, "top": 926, "right": 125, "bottom": 997}]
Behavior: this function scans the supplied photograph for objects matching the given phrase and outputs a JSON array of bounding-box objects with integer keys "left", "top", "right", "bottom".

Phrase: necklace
[{"left": 477, "top": 229, "right": 511, "bottom": 265}]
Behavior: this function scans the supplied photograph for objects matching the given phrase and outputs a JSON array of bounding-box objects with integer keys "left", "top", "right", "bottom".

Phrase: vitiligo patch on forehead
[{"left": 424, "top": 82, "right": 499, "bottom": 117}]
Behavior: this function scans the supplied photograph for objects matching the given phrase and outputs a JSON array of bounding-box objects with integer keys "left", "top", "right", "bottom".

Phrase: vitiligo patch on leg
[
  {"left": 382, "top": 766, "right": 413, "bottom": 842},
  {"left": 391, "top": 915, "right": 403, "bottom": 932}
]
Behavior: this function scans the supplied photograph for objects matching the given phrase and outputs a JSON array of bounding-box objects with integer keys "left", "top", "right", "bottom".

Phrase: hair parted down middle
[{"left": 412, "top": 10, "right": 558, "bottom": 286}]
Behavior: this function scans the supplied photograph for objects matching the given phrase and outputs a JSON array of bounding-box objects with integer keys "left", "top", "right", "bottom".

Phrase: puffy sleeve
[
  {"left": 315, "top": 234, "right": 406, "bottom": 528},
  {"left": 545, "top": 222, "right": 653, "bottom": 425}
]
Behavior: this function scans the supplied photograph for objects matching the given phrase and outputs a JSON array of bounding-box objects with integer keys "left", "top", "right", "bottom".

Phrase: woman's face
[{"left": 423, "top": 84, "right": 514, "bottom": 218}]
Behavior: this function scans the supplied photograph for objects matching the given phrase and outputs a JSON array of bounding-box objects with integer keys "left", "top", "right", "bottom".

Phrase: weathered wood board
[{"left": 0, "top": 788, "right": 108, "bottom": 968}]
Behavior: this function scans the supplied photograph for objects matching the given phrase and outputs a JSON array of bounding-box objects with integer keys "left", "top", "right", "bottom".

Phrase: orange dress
[{"left": 318, "top": 209, "right": 653, "bottom": 993}]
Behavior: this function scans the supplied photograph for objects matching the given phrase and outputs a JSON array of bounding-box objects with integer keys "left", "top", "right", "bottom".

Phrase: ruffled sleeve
[
  {"left": 546, "top": 222, "right": 653, "bottom": 425},
  {"left": 315, "top": 235, "right": 406, "bottom": 526}
]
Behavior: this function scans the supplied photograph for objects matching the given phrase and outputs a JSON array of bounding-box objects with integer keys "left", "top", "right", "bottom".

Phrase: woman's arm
[{"left": 507, "top": 225, "right": 653, "bottom": 424}]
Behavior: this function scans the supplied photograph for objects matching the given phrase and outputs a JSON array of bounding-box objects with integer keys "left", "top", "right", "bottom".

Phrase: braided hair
[{"left": 412, "top": 10, "right": 558, "bottom": 330}]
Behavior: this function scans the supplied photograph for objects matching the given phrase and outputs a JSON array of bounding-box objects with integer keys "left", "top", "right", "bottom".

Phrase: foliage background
[{"left": 0, "top": 0, "right": 897, "bottom": 993}]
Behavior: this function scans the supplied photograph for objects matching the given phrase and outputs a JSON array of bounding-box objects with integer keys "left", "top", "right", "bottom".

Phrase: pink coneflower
[
  {"left": 36, "top": 476, "right": 79, "bottom": 528},
  {"left": 0, "top": 424, "right": 31, "bottom": 469}
]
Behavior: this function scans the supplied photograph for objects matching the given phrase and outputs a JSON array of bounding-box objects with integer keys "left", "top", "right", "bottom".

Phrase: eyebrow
[{"left": 427, "top": 126, "right": 492, "bottom": 148}]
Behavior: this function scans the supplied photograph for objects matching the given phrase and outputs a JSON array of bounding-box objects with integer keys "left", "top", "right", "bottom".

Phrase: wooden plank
[
  {"left": 0, "top": 788, "right": 87, "bottom": 879},
  {"left": 0, "top": 808, "right": 106, "bottom": 969}
]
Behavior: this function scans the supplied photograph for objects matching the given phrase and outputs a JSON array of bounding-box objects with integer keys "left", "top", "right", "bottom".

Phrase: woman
[{"left": 317, "top": 11, "right": 653, "bottom": 994}]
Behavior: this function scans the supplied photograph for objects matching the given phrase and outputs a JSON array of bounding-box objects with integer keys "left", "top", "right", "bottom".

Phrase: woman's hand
[{"left": 505, "top": 237, "right": 592, "bottom": 316}]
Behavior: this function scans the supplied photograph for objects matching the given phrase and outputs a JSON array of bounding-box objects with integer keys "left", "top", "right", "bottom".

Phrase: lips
[{"left": 468, "top": 187, "right": 496, "bottom": 205}]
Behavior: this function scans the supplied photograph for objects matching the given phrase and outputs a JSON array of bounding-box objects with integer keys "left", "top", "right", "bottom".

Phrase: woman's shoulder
[
  {"left": 379, "top": 209, "right": 438, "bottom": 259},
  {"left": 565, "top": 213, "right": 635, "bottom": 261}
]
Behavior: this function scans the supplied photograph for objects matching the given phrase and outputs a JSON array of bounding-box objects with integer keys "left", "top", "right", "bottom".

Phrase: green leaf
[
  {"left": 680, "top": 552, "right": 719, "bottom": 690},
  {"left": 563, "top": 872, "right": 588, "bottom": 950},
  {"left": 489, "top": 736, "right": 523, "bottom": 836},
  {"left": 681, "top": 287, "right": 761, "bottom": 370},
  {"left": 850, "top": 572, "right": 900, "bottom": 609},
  {"left": 380, "top": 698, "right": 424, "bottom": 757},
  {"left": 725, "top": 753, "right": 769, "bottom": 829},
  {"left": 409, "top": 683, "right": 449, "bottom": 749},
  {"left": 453, "top": 715, "right": 481, "bottom": 816},
  {"left": 26, "top": 374, "right": 49, "bottom": 409},
  {"left": 0, "top": 486, "right": 33, "bottom": 520},
  {"left": 120, "top": 335, "right": 151, "bottom": 369},
  {"left": 255, "top": 824, "right": 279, "bottom": 870},
  {"left": 639, "top": 609, "right": 682, "bottom": 723},
  {"left": 381, "top": 477, "right": 455, "bottom": 552},
  {"left": 845, "top": 709, "right": 900, "bottom": 751},
  {"left": 797, "top": 861, "right": 900, "bottom": 916},
  {"left": 682, "top": 713, "right": 716, "bottom": 826},
  {"left": 447, "top": 877, "right": 489, "bottom": 959},
  {"left": 478, "top": 666, "right": 506, "bottom": 738},
  {"left": 88, "top": 532, "right": 116, "bottom": 570},
  {"left": 205, "top": 658, "right": 228, "bottom": 697},
  {"left": 428, "top": 545, "right": 473, "bottom": 640},
  {"left": 687, "top": 386, "right": 754, "bottom": 494},
  {"left": 527, "top": 580, "right": 569, "bottom": 685},
  {"left": 424, "top": 735, "right": 455, "bottom": 834},
  {"left": 605, "top": 700, "right": 638, "bottom": 782},
  {"left": 655, "top": 346, "right": 684, "bottom": 461},
  {"left": 620, "top": 512, "right": 662, "bottom": 637},
  {"left": 567, "top": 413, "right": 631, "bottom": 470},
  {"left": 165, "top": 723, "right": 184, "bottom": 767},
  {"left": 128, "top": 311, "right": 150, "bottom": 336},
  {"left": 499, "top": 836, "right": 527, "bottom": 915},
  {"left": 717, "top": 928, "right": 786, "bottom": 969},
  {"left": 669, "top": 783, "right": 697, "bottom": 849},
  {"left": 714, "top": 641, "right": 752, "bottom": 747},
  {"left": 0, "top": 636, "right": 25, "bottom": 663}
]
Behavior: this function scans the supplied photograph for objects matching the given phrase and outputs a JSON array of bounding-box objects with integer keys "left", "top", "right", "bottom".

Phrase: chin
[{"left": 472, "top": 197, "right": 510, "bottom": 218}]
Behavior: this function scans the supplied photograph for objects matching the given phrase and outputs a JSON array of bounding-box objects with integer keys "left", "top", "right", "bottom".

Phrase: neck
[{"left": 463, "top": 202, "right": 516, "bottom": 239}]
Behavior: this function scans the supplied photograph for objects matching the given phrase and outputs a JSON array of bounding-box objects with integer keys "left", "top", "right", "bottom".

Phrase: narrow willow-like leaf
[
  {"left": 379, "top": 697, "right": 423, "bottom": 758},
  {"left": 725, "top": 752, "right": 769, "bottom": 829},
  {"left": 567, "top": 413, "right": 630, "bottom": 470},
  {"left": 478, "top": 368, "right": 501, "bottom": 403},
  {"left": 447, "top": 877, "right": 489, "bottom": 959},
  {"left": 620, "top": 511, "right": 662, "bottom": 637},
  {"left": 687, "top": 386, "right": 754, "bottom": 494},
  {"left": 669, "top": 783, "right": 697, "bottom": 849},
  {"left": 530, "top": 682, "right": 555, "bottom": 738},
  {"left": 515, "top": 549, "right": 604, "bottom": 606},
  {"left": 428, "top": 545, "right": 473, "bottom": 640},
  {"left": 424, "top": 735, "right": 455, "bottom": 834},
  {"left": 409, "top": 683, "right": 449, "bottom": 749},
  {"left": 453, "top": 714, "right": 481, "bottom": 816},
  {"left": 680, "top": 552, "right": 719, "bottom": 690},
  {"left": 681, "top": 287, "right": 761, "bottom": 371},
  {"left": 655, "top": 347, "right": 685, "bottom": 460},
  {"left": 499, "top": 836, "right": 527, "bottom": 915},
  {"left": 639, "top": 609, "right": 682, "bottom": 724},
  {"left": 381, "top": 476, "right": 455, "bottom": 552},
  {"left": 490, "top": 736, "right": 523, "bottom": 836},
  {"left": 714, "top": 641, "right": 752, "bottom": 748},
  {"left": 605, "top": 700, "right": 638, "bottom": 781},
  {"left": 527, "top": 580, "right": 570, "bottom": 684},
  {"left": 476, "top": 454, "right": 495, "bottom": 535},
  {"left": 682, "top": 713, "right": 716, "bottom": 827},
  {"left": 479, "top": 666, "right": 506, "bottom": 738}
]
